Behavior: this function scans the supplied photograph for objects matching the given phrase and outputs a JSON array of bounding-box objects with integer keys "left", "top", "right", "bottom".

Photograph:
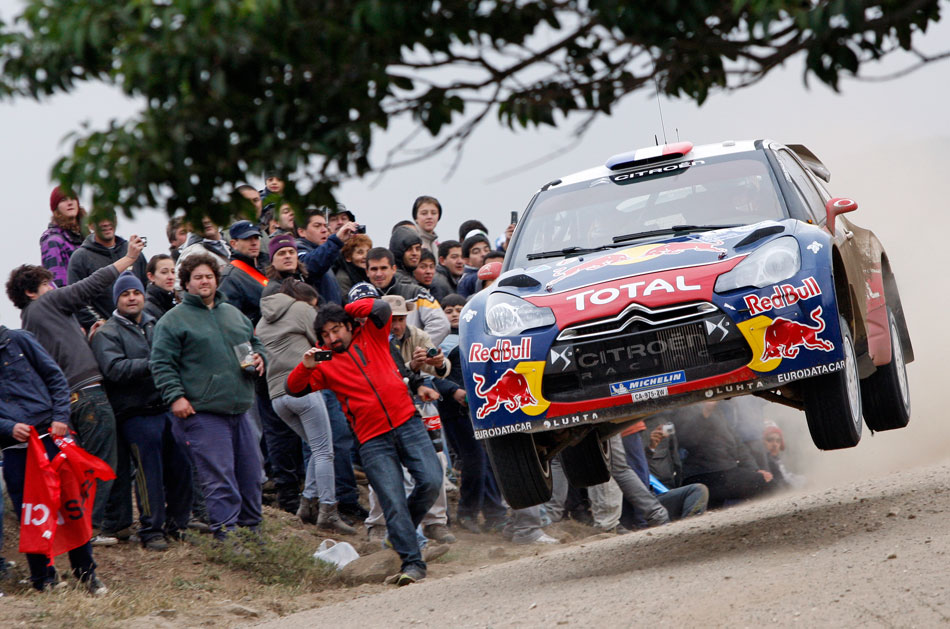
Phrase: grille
[{"left": 556, "top": 301, "right": 718, "bottom": 341}]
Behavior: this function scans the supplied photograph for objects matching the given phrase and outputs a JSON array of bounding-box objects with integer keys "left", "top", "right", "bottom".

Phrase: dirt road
[{"left": 258, "top": 460, "right": 950, "bottom": 628}]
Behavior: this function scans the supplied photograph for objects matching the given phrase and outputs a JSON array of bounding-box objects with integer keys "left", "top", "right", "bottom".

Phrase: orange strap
[{"left": 230, "top": 259, "right": 269, "bottom": 286}]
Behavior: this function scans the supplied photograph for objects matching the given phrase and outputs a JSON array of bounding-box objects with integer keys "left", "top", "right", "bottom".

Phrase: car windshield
[{"left": 509, "top": 151, "right": 786, "bottom": 268}]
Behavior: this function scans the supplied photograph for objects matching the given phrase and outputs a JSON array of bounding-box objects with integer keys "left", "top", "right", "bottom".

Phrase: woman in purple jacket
[{"left": 39, "top": 187, "right": 86, "bottom": 287}]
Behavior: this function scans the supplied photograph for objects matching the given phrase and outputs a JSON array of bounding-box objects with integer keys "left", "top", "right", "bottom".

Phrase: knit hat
[
  {"left": 268, "top": 233, "right": 297, "bottom": 259},
  {"left": 348, "top": 282, "right": 380, "bottom": 303},
  {"left": 113, "top": 271, "right": 145, "bottom": 304},
  {"left": 763, "top": 424, "right": 785, "bottom": 451}
]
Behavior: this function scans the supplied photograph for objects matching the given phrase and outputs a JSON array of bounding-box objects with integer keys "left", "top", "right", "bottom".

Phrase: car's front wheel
[
  {"left": 558, "top": 430, "right": 611, "bottom": 488},
  {"left": 861, "top": 307, "right": 911, "bottom": 431},
  {"left": 484, "top": 432, "right": 553, "bottom": 509},
  {"left": 804, "top": 315, "right": 862, "bottom": 450}
]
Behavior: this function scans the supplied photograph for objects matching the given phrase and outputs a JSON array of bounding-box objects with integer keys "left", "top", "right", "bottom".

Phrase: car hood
[{"left": 510, "top": 220, "right": 791, "bottom": 295}]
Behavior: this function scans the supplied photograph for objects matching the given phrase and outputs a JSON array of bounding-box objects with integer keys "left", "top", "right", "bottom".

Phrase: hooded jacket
[
  {"left": 255, "top": 292, "right": 318, "bottom": 400},
  {"left": 67, "top": 234, "right": 148, "bottom": 326},
  {"left": 390, "top": 226, "right": 423, "bottom": 280},
  {"left": 296, "top": 235, "right": 343, "bottom": 305},
  {"left": 377, "top": 275, "right": 450, "bottom": 346},
  {"left": 40, "top": 222, "right": 84, "bottom": 287},
  {"left": 0, "top": 326, "right": 71, "bottom": 449},
  {"left": 21, "top": 264, "right": 118, "bottom": 391},
  {"left": 150, "top": 291, "right": 266, "bottom": 415},
  {"left": 286, "top": 298, "right": 416, "bottom": 445},
  {"left": 90, "top": 311, "right": 165, "bottom": 421}
]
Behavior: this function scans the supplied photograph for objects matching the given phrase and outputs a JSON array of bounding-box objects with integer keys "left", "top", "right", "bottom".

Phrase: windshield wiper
[
  {"left": 526, "top": 244, "right": 626, "bottom": 261},
  {"left": 612, "top": 224, "right": 742, "bottom": 244}
]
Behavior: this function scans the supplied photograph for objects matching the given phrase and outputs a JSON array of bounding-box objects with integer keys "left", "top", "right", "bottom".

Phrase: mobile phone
[
  {"left": 510, "top": 211, "right": 518, "bottom": 225},
  {"left": 313, "top": 349, "right": 334, "bottom": 362}
]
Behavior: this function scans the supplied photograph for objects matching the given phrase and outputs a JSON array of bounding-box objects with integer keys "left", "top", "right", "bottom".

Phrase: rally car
[{"left": 459, "top": 139, "right": 913, "bottom": 508}]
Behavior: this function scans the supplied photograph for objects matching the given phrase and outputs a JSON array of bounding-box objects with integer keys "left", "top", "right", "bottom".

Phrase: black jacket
[
  {"left": 90, "top": 312, "right": 165, "bottom": 421},
  {"left": 144, "top": 283, "right": 176, "bottom": 321},
  {"left": 219, "top": 251, "right": 267, "bottom": 325},
  {"left": 674, "top": 403, "right": 761, "bottom": 479},
  {"left": 66, "top": 235, "right": 148, "bottom": 327}
]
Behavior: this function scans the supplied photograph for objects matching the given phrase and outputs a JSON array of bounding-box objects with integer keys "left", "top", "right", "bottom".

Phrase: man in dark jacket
[
  {"left": 66, "top": 210, "right": 148, "bottom": 328},
  {"left": 91, "top": 272, "right": 193, "bottom": 551},
  {"left": 8, "top": 235, "right": 145, "bottom": 544},
  {"left": 366, "top": 247, "right": 450, "bottom": 345},
  {"left": 287, "top": 298, "right": 442, "bottom": 586},
  {"left": 436, "top": 240, "right": 464, "bottom": 294},
  {"left": 389, "top": 225, "right": 424, "bottom": 283},
  {"left": 150, "top": 253, "right": 266, "bottom": 540},
  {"left": 219, "top": 220, "right": 269, "bottom": 325},
  {"left": 0, "top": 325, "right": 105, "bottom": 593},
  {"left": 294, "top": 207, "right": 358, "bottom": 305}
]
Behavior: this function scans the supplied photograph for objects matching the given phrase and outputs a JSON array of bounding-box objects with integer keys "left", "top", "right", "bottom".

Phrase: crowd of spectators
[{"left": 0, "top": 180, "right": 806, "bottom": 593}]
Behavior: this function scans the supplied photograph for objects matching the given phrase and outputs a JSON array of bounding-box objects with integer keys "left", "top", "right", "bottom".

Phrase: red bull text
[{"left": 744, "top": 276, "right": 822, "bottom": 316}]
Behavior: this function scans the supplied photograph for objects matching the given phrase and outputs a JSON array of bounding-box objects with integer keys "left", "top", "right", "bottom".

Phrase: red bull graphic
[
  {"left": 472, "top": 369, "right": 538, "bottom": 419},
  {"left": 642, "top": 240, "right": 725, "bottom": 257},
  {"left": 744, "top": 276, "right": 821, "bottom": 316},
  {"left": 548, "top": 252, "right": 636, "bottom": 286},
  {"left": 761, "top": 306, "right": 835, "bottom": 360},
  {"left": 468, "top": 338, "right": 532, "bottom": 363}
]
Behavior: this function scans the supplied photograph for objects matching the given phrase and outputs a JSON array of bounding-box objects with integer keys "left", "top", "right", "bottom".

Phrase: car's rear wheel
[
  {"left": 485, "top": 432, "right": 553, "bottom": 509},
  {"left": 861, "top": 307, "right": 911, "bottom": 431},
  {"left": 558, "top": 430, "right": 611, "bottom": 488},
  {"left": 804, "top": 315, "right": 862, "bottom": 450}
]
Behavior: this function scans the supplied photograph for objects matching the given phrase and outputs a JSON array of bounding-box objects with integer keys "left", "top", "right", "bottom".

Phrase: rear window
[{"left": 509, "top": 151, "right": 786, "bottom": 268}]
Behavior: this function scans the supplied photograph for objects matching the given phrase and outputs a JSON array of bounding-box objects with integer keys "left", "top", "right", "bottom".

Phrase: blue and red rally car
[{"left": 459, "top": 140, "right": 913, "bottom": 508}]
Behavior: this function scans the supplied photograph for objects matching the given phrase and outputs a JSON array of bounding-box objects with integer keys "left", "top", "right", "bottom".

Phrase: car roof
[{"left": 551, "top": 139, "right": 768, "bottom": 189}]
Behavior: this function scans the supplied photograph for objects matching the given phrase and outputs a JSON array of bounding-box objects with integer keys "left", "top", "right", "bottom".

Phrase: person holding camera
[
  {"left": 286, "top": 291, "right": 443, "bottom": 586},
  {"left": 294, "top": 207, "right": 360, "bottom": 306},
  {"left": 149, "top": 253, "right": 267, "bottom": 541}
]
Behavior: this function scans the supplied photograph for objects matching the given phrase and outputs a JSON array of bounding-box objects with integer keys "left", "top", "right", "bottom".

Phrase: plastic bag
[{"left": 312, "top": 539, "right": 360, "bottom": 570}]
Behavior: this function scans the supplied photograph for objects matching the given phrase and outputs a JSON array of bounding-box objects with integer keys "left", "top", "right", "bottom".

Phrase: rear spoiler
[{"left": 787, "top": 144, "right": 831, "bottom": 183}]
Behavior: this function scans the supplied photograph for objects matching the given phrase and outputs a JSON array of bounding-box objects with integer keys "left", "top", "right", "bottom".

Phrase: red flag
[
  {"left": 50, "top": 435, "right": 116, "bottom": 555},
  {"left": 18, "top": 428, "right": 61, "bottom": 561}
]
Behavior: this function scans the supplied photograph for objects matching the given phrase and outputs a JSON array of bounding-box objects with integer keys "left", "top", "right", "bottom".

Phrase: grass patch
[{"left": 193, "top": 520, "right": 338, "bottom": 588}]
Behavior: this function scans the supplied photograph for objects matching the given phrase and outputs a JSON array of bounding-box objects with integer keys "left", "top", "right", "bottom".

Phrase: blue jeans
[
  {"left": 358, "top": 417, "right": 442, "bottom": 573},
  {"left": 440, "top": 405, "right": 507, "bottom": 523},
  {"left": 323, "top": 390, "right": 359, "bottom": 507},
  {"left": 272, "top": 393, "right": 336, "bottom": 504},
  {"left": 657, "top": 484, "right": 709, "bottom": 520},
  {"left": 2, "top": 439, "right": 96, "bottom": 589},
  {"left": 259, "top": 393, "right": 304, "bottom": 507},
  {"left": 121, "top": 412, "right": 194, "bottom": 542},
  {"left": 178, "top": 412, "right": 263, "bottom": 538}
]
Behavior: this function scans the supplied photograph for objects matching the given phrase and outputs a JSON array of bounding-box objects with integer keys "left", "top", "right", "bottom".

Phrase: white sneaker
[
  {"left": 90, "top": 535, "right": 118, "bottom": 547},
  {"left": 531, "top": 533, "right": 560, "bottom": 545}
]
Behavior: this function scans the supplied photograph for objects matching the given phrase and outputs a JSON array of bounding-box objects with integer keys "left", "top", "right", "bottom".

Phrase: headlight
[
  {"left": 484, "top": 292, "right": 556, "bottom": 336},
  {"left": 715, "top": 237, "right": 801, "bottom": 292}
]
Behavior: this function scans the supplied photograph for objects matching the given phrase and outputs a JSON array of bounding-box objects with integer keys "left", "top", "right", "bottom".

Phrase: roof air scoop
[{"left": 606, "top": 141, "right": 694, "bottom": 171}]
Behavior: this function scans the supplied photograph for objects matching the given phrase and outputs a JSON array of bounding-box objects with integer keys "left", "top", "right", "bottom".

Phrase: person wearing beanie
[
  {"left": 261, "top": 232, "right": 308, "bottom": 298},
  {"left": 91, "top": 271, "right": 194, "bottom": 551},
  {"left": 412, "top": 195, "right": 442, "bottom": 257},
  {"left": 40, "top": 187, "right": 87, "bottom": 288},
  {"left": 67, "top": 208, "right": 148, "bottom": 330}
]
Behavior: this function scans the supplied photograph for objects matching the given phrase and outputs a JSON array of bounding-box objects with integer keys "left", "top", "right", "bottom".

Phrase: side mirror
[{"left": 825, "top": 197, "right": 858, "bottom": 234}]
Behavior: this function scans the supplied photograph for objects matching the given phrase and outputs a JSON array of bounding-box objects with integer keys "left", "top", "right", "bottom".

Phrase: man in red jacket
[{"left": 286, "top": 296, "right": 442, "bottom": 586}]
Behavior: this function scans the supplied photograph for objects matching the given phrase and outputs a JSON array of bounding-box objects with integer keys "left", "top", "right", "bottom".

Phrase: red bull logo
[
  {"left": 761, "top": 306, "right": 835, "bottom": 360},
  {"left": 642, "top": 240, "right": 726, "bottom": 256},
  {"left": 472, "top": 369, "right": 538, "bottom": 419},
  {"left": 548, "top": 252, "right": 634, "bottom": 287},
  {"left": 468, "top": 338, "right": 532, "bottom": 363},
  {"left": 744, "top": 276, "right": 822, "bottom": 316}
]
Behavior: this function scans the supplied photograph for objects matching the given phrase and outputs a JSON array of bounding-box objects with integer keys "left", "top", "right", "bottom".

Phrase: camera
[
  {"left": 355, "top": 224, "right": 367, "bottom": 234},
  {"left": 426, "top": 347, "right": 439, "bottom": 358}
]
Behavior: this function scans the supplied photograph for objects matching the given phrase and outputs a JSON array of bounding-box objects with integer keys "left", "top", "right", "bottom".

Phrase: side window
[{"left": 776, "top": 150, "right": 825, "bottom": 224}]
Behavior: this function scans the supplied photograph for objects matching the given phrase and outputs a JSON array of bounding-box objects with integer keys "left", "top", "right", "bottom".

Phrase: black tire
[
  {"left": 485, "top": 432, "right": 553, "bottom": 509},
  {"left": 804, "top": 315, "right": 863, "bottom": 450},
  {"left": 861, "top": 307, "right": 911, "bottom": 431},
  {"left": 558, "top": 430, "right": 611, "bottom": 488}
]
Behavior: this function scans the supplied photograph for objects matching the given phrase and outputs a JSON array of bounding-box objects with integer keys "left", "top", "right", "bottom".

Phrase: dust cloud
[{"left": 763, "top": 137, "right": 950, "bottom": 489}]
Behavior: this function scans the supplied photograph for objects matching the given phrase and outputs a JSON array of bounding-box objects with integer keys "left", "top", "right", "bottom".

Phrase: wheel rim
[
  {"left": 843, "top": 330, "right": 861, "bottom": 429},
  {"left": 890, "top": 313, "right": 910, "bottom": 409},
  {"left": 532, "top": 435, "right": 551, "bottom": 480}
]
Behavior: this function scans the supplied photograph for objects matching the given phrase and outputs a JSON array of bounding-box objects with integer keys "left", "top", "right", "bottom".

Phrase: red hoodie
[{"left": 286, "top": 298, "right": 416, "bottom": 444}]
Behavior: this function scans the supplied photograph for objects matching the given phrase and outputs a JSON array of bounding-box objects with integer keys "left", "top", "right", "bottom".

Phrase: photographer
[{"left": 286, "top": 295, "right": 442, "bottom": 586}]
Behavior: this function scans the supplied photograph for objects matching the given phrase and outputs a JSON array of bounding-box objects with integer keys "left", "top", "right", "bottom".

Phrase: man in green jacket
[{"left": 150, "top": 253, "right": 267, "bottom": 540}]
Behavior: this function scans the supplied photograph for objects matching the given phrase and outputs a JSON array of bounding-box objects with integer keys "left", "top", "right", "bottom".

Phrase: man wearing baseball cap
[
  {"left": 326, "top": 204, "right": 356, "bottom": 234},
  {"left": 219, "top": 220, "right": 269, "bottom": 326}
]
